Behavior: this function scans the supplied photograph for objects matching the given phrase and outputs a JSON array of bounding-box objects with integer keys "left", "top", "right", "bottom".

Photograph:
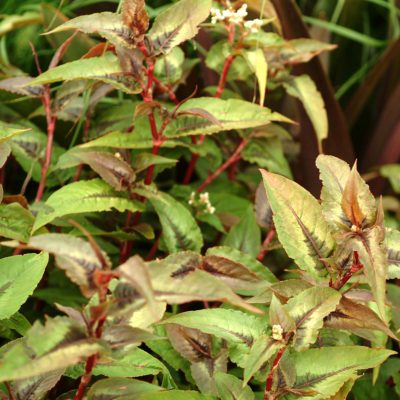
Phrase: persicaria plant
[{"left": 0, "top": 1, "right": 398, "bottom": 400}]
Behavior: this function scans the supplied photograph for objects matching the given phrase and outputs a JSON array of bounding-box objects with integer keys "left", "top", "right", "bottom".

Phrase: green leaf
[
  {"left": 243, "top": 335, "right": 283, "bottom": 385},
  {"left": 0, "top": 122, "right": 30, "bottom": 143},
  {"left": 162, "top": 309, "right": 265, "bottom": 347},
  {"left": 0, "top": 317, "right": 105, "bottom": 382},
  {"left": 283, "top": 75, "right": 327, "bottom": 153},
  {"left": 206, "top": 41, "right": 252, "bottom": 82},
  {"left": 0, "top": 312, "right": 31, "bottom": 337},
  {"left": 215, "top": 372, "right": 254, "bottom": 400},
  {"left": 45, "top": 12, "right": 134, "bottom": 48},
  {"left": 223, "top": 206, "right": 261, "bottom": 257},
  {"left": 242, "top": 49, "right": 268, "bottom": 106},
  {"left": 352, "top": 226, "right": 388, "bottom": 321},
  {"left": 33, "top": 179, "right": 144, "bottom": 232},
  {"left": 154, "top": 47, "right": 185, "bottom": 84},
  {"left": 324, "top": 296, "right": 397, "bottom": 339},
  {"left": 0, "top": 203, "right": 34, "bottom": 242},
  {"left": 0, "top": 253, "right": 48, "bottom": 320},
  {"left": 0, "top": 339, "right": 103, "bottom": 382},
  {"left": 290, "top": 346, "right": 395, "bottom": 399},
  {"left": 316, "top": 155, "right": 352, "bottom": 231},
  {"left": 205, "top": 246, "right": 278, "bottom": 283},
  {"left": 148, "top": 0, "right": 211, "bottom": 55},
  {"left": 380, "top": 164, "right": 400, "bottom": 193},
  {"left": 136, "top": 188, "right": 203, "bottom": 253},
  {"left": 74, "top": 151, "right": 136, "bottom": 191},
  {"left": 241, "top": 136, "right": 292, "bottom": 178},
  {"left": 164, "top": 98, "right": 291, "bottom": 138},
  {"left": 29, "top": 53, "right": 142, "bottom": 94},
  {"left": 269, "top": 295, "right": 296, "bottom": 334},
  {"left": 285, "top": 287, "right": 341, "bottom": 350},
  {"left": 261, "top": 170, "right": 334, "bottom": 278},
  {"left": 12, "top": 370, "right": 63, "bottom": 400},
  {"left": 386, "top": 228, "right": 400, "bottom": 279},
  {"left": 87, "top": 378, "right": 163, "bottom": 400},
  {"left": 28, "top": 234, "right": 110, "bottom": 296},
  {"left": 149, "top": 252, "right": 261, "bottom": 313}
]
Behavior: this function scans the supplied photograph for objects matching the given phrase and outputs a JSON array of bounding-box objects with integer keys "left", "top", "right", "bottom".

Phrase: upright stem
[
  {"left": 264, "top": 347, "right": 287, "bottom": 400},
  {"left": 74, "top": 289, "right": 107, "bottom": 400},
  {"left": 196, "top": 139, "right": 247, "bottom": 193},
  {"left": 257, "top": 229, "right": 276, "bottom": 261},
  {"left": 35, "top": 91, "right": 55, "bottom": 202},
  {"left": 183, "top": 24, "right": 239, "bottom": 184}
]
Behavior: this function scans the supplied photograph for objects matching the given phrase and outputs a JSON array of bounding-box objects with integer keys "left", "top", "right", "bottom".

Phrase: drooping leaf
[
  {"left": 148, "top": 252, "right": 261, "bottom": 313},
  {"left": 0, "top": 203, "right": 34, "bottom": 242},
  {"left": 147, "top": 0, "right": 211, "bottom": 55},
  {"left": 162, "top": 309, "right": 265, "bottom": 347},
  {"left": 254, "top": 182, "right": 273, "bottom": 230},
  {"left": 164, "top": 98, "right": 291, "bottom": 138},
  {"left": 0, "top": 122, "right": 30, "bottom": 143},
  {"left": 87, "top": 378, "right": 163, "bottom": 400},
  {"left": 386, "top": 228, "right": 400, "bottom": 279},
  {"left": 285, "top": 287, "right": 341, "bottom": 350},
  {"left": 12, "top": 370, "right": 64, "bottom": 400},
  {"left": 0, "top": 317, "right": 105, "bottom": 382},
  {"left": 242, "top": 49, "right": 268, "bottom": 106},
  {"left": 28, "top": 53, "right": 142, "bottom": 94},
  {"left": 288, "top": 346, "right": 395, "bottom": 399},
  {"left": 215, "top": 372, "right": 254, "bottom": 400},
  {"left": 117, "top": 256, "right": 157, "bottom": 314},
  {"left": 45, "top": 12, "right": 136, "bottom": 48},
  {"left": 28, "top": 234, "right": 110, "bottom": 296},
  {"left": 205, "top": 246, "right": 277, "bottom": 283},
  {"left": 324, "top": 296, "right": 397, "bottom": 339},
  {"left": 0, "top": 76, "right": 43, "bottom": 97},
  {"left": 74, "top": 151, "right": 136, "bottom": 191},
  {"left": 261, "top": 170, "right": 334, "bottom": 278},
  {"left": 69, "top": 347, "right": 170, "bottom": 379},
  {"left": 283, "top": 75, "right": 328, "bottom": 153},
  {"left": 0, "top": 253, "right": 48, "bottom": 320},
  {"left": 136, "top": 188, "right": 203, "bottom": 253},
  {"left": 33, "top": 179, "right": 144, "bottom": 232}
]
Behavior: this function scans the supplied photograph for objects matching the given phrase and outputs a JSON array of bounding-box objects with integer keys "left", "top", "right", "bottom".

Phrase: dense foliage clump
[{"left": 0, "top": 1, "right": 399, "bottom": 399}]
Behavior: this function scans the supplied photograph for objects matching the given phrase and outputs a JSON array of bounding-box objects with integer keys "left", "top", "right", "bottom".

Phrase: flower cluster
[
  {"left": 210, "top": 3, "right": 263, "bottom": 33},
  {"left": 188, "top": 191, "right": 216, "bottom": 214},
  {"left": 244, "top": 18, "right": 263, "bottom": 33},
  {"left": 272, "top": 324, "right": 284, "bottom": 341},
  {"left": 210, "top": 4, "right": 248, "bottom": 24}
]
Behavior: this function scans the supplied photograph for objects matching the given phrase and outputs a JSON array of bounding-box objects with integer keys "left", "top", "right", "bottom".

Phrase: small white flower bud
[{"left": 272, "top": 324, "right": 284, "bottom": 341}]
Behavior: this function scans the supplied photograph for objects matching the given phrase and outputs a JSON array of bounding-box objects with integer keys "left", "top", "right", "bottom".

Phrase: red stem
[
  {"left": 264, "top": 347, "right": 287, "bottom": 400},
  {"left": 74, "top": 289, "right": 108, "bottom": 400},
  {"left": 196, "top": 139, "right": 247, "bottom": 193},
  {"left": 35, "top": 92, "right": 55, "bottom": 202},
  {"left": 257, "top": 229, "right": 276, "bottom": 261},
  {"left": 183, "top": 36, "right": 238, "bottom": 184}
]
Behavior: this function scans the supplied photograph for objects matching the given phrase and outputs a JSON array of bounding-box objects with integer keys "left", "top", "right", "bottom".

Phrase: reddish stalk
[
  {"left": 264, "top": 346, "right": 287, "bottom": 400},
  {"left": 196, "top": 139, "right": 247, "bottom": 193},
  {"left": 5, "top": 382, "right": 16, "bottom": 400},
  {"left": 257, "top": 229, "right": 276, "bottom": 261},
  {"left": 74, "top": 286, "right": 108, "bottom": 400},
  {"left": 35, "top": 92, "right": 56, "bottom": 202},
  {"left": 183, "top": 24, "right": 239, "bottom": 184}
]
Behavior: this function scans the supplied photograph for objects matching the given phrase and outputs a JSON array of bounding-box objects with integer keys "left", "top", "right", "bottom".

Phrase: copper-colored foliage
[{"left": 122, "top": 0, "right": 149, "bottom": 41}]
